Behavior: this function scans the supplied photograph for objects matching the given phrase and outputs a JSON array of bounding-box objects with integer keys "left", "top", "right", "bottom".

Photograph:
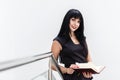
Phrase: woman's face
[{"left": 69, "top": 17, "right": 80, "bottom": 32}]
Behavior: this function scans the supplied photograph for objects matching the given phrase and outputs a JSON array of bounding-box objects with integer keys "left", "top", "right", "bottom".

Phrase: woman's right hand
[
  {"left": 66, "top": 68, "right": 75, "bottom": 74},
  {"left": 65, "top": 64, "right": 79, "bottom": 74},
  {"left": 70, "top": 64, "right": 79, "bottom": 69}
]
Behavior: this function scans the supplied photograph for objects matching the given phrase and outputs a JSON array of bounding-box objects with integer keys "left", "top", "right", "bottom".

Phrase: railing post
[{"left": 48, "top": 56, "right": 52, "bottom": 80}]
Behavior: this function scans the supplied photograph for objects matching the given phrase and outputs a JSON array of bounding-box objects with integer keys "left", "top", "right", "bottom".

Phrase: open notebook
[{"left": 75, "top": 62, "right": 105, "bottom": 74}]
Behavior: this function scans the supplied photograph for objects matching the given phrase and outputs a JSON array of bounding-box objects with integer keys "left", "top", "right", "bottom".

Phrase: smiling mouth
[{"left": 72, "top": 26, "right": 77, "bottom": 29}]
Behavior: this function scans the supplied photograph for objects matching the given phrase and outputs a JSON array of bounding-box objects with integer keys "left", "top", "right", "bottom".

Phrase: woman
[{"left": 51, "top": 9, "right": 93, "bottom": 80}]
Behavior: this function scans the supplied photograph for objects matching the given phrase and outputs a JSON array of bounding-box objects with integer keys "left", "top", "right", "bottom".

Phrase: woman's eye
[{"left": 71, "top": 18, "right": 75, "bottom": 21}]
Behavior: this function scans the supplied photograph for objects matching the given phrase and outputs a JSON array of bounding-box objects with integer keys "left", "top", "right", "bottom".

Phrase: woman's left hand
[{"left": 82, "top": 72, "right": 92, "bottom": 78}]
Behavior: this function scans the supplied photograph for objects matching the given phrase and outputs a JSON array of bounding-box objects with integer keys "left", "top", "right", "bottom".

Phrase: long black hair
[
  {"left": 57, "top": 9, "right": 86, "bottom": 42},
  {"left": 56, "top": 9, "right": 88, "bottom": 57}
]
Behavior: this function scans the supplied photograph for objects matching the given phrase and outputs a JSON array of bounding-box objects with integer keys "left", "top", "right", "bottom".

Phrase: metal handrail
[
  {"left": 51, "top": 55, "right": 63, "bottom": 78},
  {"left": 0, "top": 52, "right": 63, "bottom": 80},
  {"left": 0, "top": 52, "right": 51, "bottom": 71}
]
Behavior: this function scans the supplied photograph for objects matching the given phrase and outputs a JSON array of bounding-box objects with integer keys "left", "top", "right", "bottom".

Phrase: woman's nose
[{"left": 75, "top": 21, "right": 79, "bottom": 26}]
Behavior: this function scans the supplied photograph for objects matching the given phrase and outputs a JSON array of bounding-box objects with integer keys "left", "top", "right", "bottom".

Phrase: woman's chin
[{"left": 71, "top": 29, "right": 77, "bottom": 32}]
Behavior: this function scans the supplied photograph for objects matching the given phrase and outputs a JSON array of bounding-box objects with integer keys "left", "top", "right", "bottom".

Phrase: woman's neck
[
  {"left": 69, "top": 32, "right": 75, "bottom": 37},
  {"left": 69, "top": 32, "right": 80, "bottom": 44}
]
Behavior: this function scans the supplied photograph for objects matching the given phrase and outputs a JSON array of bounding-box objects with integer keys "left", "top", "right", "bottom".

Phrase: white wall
[{"left": 0, "top": 0, "right": 120, "bottom": 80}]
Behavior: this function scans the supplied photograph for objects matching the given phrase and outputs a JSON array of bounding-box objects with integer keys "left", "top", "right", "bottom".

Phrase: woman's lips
[{"left": 72, "top": 26, "right": 76, "bottom": 29}]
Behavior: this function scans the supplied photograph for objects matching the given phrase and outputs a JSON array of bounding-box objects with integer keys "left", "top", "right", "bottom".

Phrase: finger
[
  {"left": 83, "top": 72, "right": 93, "bottom": 78},
  {"left": 85, "top": 72, "right": 90, "bottom": 78},
  {"left": 70, "top": 68, "right": 75, "bottom": 73},
  {"left": 70, "top": 65, "right": 75, "bottom": 69},
  {"left": 67, "top": 68, "right": 75, "bottom": 74},
  {"left": 86, "top": 73, "right": 89, "bottom": 78},
  {"left": 87, "top": 72, "right": 92, "bottom": 78},
  {"left": 70, "top": 64, "right": 75, "bottom": 68},
  {"left": 89, "top": 72, "right": 92, "bottom": 78},
  {"left": 82, "top": 72, "right": 87, "bottom": 78},
  {"left": 86, "top": 72, "right": 90, "bottom": 78}
]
